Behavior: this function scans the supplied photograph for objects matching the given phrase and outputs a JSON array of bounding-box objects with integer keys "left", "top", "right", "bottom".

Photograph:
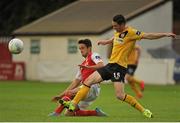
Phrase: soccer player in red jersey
[{"left": 49, "top": 39, "right": 106, "bottom": 116}]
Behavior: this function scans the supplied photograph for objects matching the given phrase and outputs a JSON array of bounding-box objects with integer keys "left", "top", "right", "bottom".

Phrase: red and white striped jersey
[{"left": 75, "top": 52, "right": 103, "bottom": 82}]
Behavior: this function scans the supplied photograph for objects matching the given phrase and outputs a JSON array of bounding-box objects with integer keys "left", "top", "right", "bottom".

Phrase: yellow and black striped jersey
[{"left": 109, "top": 26, "right": 144, "bottom": 68}]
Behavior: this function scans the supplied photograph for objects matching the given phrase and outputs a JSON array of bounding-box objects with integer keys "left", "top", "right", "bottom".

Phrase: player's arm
[
  {"left": 51, "top": 79, "right": 81, "bottom": 102},
  {"left": 59, "top": 70, "right": 81, "bottom": 97},
  {"left": 65, "top": 86, "right": 81, "bottom": 97},
  {"left": 79, "top": 62, "right": 104, "bottom": 70},
  {"left": 62, "top": 79, "right": 81, "bottom": 94},
  {"left": 97, "top": 37, "right": 114, "bottom": 45},
  {"left": 79, "top": 53, "right": 104, "bottom": 70},
  {"left": 51, "top": 70, "right": 82, "bottom": 102},
  {"left": 89, "top": 62, "right": 104, "bottom": 70},
  {"left": 142, "top": 32, "right": 176, "bottom": 40}
]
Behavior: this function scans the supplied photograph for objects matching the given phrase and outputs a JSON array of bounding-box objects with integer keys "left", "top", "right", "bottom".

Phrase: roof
[{"left": 13, "top": 0, "right": 167, "bottom": 36}]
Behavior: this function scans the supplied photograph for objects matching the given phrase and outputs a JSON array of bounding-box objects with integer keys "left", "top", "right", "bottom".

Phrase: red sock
[
  {"left": 55, "top": 105, "right": 64, "bottom": 114},
  {"left": 54, "top": 95, "right": 71, "bottom": 114},
  {"left": 75, "top": 109, "right": 97, "bottom": 116}
]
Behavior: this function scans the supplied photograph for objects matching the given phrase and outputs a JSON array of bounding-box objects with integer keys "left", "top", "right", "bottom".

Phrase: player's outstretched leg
[
  {"left": 123, "top": 94, "right": 153, "bottom": 118},
  {"left": 126, "top": 75, "right": 144, "bottom": 98},
  {"left": 114, "top": 82, "right": 152, "bottom": 118},
  {"left": 143, "top": 109, "right": 153, "bottom": 118},
  {"left": 49, "top": 95, "right": 71, "bottom": 116},
  {"left": 128, "top": 81, "right": 143, "bottom": 98},
  {"left": 59, "top": 84, "right": 91, "bottom": 111},
  {"left": 48, "top": 105, "right": 64, "bottom": 116},
  {"left": 73, "top": 108, "right": 107, "bottom": 116},
  {"left": 95, "top": 108, "right": 107, "bottom": 116}
]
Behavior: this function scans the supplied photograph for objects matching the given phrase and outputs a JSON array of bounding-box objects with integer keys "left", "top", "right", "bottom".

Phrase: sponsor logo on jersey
[
  {"left": 95, "top": 56, "right": 101, "bottom": 60},
  {"left": 136, "top": 31, "right": 141, "bottom": 35}
]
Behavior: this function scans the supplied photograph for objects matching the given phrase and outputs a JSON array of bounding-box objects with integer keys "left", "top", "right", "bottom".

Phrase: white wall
[
  {"left": 135, "top": 58, "right": 175, "bottom": 85},
  {"left": 128, "top": 1, "right": 173, "bottom": 57}
]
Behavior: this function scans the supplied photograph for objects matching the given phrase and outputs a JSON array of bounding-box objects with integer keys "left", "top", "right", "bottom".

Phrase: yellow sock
[
  {"left": 131, "top": 77, "right": 141, "bottom": 84},
  {"left": 129, "top": 81, "right": 142, "bottom": 96},
  {"left": 123, "top": 94, "right": 144, "bottom": 112},
  {"left": 72, "top": 85, "right": 90, "bottom": 105}
]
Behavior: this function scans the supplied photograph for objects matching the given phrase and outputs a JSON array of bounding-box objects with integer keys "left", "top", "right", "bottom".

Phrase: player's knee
[
  {"left": 83, "top": 77, "right": 94, "bottom": 87},
  {"left": 82, "top": 82, "right": 91, "bottom": 88},
  {"left": 84, "top": 71, "right": 102, "bottom": 86}
]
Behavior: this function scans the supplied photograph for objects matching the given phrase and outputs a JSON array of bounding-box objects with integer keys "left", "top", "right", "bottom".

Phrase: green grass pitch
[{"left": 0, "top": 81, "right": 180, "bottom": 122}]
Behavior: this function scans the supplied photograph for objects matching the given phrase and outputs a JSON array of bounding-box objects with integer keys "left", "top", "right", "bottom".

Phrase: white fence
[
  {"left": 135, "top": 58, "right": 175, "bottom": 85},
  {"left": 37, "top": 58, "right": 175, "bottom": 85}
]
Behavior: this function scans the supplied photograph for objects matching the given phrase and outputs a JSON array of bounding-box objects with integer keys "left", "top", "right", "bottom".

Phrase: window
[
  {"left": 68, "top": 39, "right": 77, "bottom": 54},
  {"left": 30, "top": 39, "right": 40, "bottom": 54}
]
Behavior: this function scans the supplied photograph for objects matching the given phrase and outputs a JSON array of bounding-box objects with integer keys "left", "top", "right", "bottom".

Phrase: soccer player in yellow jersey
[
  {"left": 126, "top": 45, "right": 145, "bottom": 99},
  {"left": 60, "top": 14, "right": 176, "bottom": 118}
]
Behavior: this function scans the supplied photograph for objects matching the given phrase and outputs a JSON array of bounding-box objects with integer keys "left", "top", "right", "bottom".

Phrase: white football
[{"left": 8, "top": 38, "right": 24, "bottom": 54}]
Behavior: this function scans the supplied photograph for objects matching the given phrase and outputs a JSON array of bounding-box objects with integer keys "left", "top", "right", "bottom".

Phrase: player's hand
[
  {"left": 97, "top": 40, "right": 107, "bottom": 45},
  {"left": 166, "top": 33, "right": 176, "bottom": 38},
  {"left": 64, "top": 90, "right": 76, "bottom": 96},
  {"left": 78, "top": 64, "right": 90, "bottom": 69},
  {"left": 51, "top": 96, "right": 61, "bottom": 102}
]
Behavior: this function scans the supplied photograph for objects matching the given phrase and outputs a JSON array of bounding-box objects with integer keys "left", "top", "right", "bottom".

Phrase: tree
[{"left": 0, "top": 0, "right": 76, "bottom": 35}]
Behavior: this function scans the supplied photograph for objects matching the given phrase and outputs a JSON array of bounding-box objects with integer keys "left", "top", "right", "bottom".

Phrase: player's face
[
  {"left": 112, "top": 21, "right": 125, "bottom": 32},
  {"left": 79, "top": 43, "right": 90, "bottom": 57}
]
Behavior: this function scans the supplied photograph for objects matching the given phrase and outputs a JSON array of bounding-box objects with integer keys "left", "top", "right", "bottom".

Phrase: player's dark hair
[
  {"left": 113, "top": 14, "right": 126, "bottom": 25},
  {"left": 78, "top": 39, "right": 92, "bottom": 48}
]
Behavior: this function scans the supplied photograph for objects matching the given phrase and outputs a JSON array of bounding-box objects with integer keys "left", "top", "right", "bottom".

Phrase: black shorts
[
  {"left": 127, "top": 64, "right": 137, "bottom": 75},
  {"left": 97, "top": 63, "right": 127, "bottom": 82}
]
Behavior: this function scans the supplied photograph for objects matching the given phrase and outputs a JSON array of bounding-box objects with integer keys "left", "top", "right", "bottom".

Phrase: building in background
[{"left": 11, "top": 0, "right": 175, "bottom": 84}]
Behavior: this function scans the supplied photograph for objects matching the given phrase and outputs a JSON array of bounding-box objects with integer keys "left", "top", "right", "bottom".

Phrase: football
[{"left": 8, "top": 38, "right": 24, "bottom": 54}]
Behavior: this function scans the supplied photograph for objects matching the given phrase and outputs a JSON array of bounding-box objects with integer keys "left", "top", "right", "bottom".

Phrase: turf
[{"left": 0, "top": 81, "right": 180, "bottom": 122}]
